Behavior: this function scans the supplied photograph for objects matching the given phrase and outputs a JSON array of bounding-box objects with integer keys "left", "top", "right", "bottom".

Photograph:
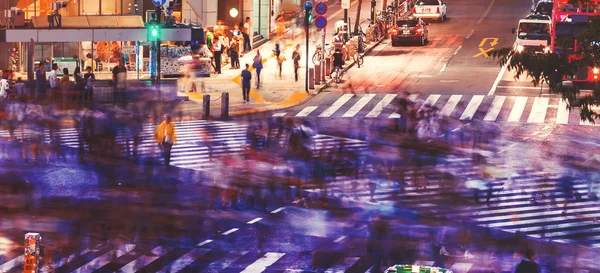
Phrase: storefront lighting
[{"left": 229, "top": 7, "right": 239, "bottom": 18}]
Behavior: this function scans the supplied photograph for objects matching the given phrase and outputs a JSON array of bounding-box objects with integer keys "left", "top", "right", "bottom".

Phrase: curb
[{"left": 316, "top": 37, "right": 385, "bottom": 93}]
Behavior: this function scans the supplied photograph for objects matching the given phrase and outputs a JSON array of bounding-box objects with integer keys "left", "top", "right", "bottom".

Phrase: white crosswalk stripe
[{"left": 273, "top": 94, "right": 596, "bottom": 126}]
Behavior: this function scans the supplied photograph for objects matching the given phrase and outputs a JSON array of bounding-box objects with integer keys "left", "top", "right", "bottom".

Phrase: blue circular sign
[
  {"left": 314, "top": 15, "right": 327, "bottom": 29},
  {"left": 315, "top": 2, "right": 328, "bottom": 15},
  {"left": 152, "top": 0, "right": 167, "bottom": 7},
  {"left": 304, "top": 1, "right": 313, "bottom": 9}
]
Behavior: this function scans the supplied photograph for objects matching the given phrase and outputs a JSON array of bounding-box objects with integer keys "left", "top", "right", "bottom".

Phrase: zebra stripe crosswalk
[
  {"left": 275, "top": 94, "right": 600, "bottom": 125},
  {"left": 0, "top": 120, "right": 369, "bottom": 171}
]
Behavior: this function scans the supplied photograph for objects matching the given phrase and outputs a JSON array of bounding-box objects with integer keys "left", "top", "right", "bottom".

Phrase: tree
[
  {"left": 490, "top": 17, "right": 600, "bottom": 123},
  {"left": 354, "top": 0, "right": 364, "bottom": 34}
]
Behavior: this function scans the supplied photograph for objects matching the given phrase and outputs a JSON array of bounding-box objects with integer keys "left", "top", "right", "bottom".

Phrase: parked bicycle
[
  {"left": 332, "top": 66, "right": 344, "bottom": 83},
  {"left": 312, "top": 43, "right": 333, "bottom": 65}
]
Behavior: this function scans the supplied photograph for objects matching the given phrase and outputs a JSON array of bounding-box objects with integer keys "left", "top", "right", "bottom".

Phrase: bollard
[
  {"left": 221, "top": 92, "right": 229, "bottom": 119},
  {"left": 315, "top": 64, "right": 321, "bottom": 83},
  {"left": 325, "top": 57, "right": 332, "bottom": 77},
  {"left": 309, "top": 68, "right": 315, "bottom": 89},
  {"left": 202, "top": 94, "right": 210, "bottom": 119}
]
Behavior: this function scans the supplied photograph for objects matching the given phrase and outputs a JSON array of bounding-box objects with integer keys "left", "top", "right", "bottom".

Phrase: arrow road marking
[{"left": 479, "top": 37, "right": 499, "bottom": 47}]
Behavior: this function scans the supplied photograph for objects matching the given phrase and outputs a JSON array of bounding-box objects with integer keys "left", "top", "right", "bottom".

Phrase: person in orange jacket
[{"left": 155, "top": 114, "right": 177, "bottom": 165}]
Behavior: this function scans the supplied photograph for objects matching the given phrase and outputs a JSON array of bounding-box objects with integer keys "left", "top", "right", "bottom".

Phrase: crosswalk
[
  {"left": 273, "top": 94, "right": 600, "bottom": 125},
  {"left": 0, "top": 120, "right": 369, "bottom": 171},
  {"left": 314, "top": 154, "right": 600, "bottom": 247},
  {"left": 0, "top": 240, "right": 480, "bottom": 273}
]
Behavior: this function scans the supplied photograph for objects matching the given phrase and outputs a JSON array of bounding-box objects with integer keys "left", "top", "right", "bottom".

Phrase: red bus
[{"left": 551, "top": 0, "right": 600, "bottom": 82}]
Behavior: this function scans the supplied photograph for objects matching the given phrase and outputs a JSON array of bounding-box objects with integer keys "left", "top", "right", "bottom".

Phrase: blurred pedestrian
[
  {"left": 35, "top": 63, "right": 47, "bottom": 101},
  {"left": 230, "top": 37, "right": 240, "bottom": 69},
  {"left": 292, "top": 45, "right": 301, "bottom": 82},
  {"left": 367, "top": 214, "right": 389, "bottom": 273},
  {"left": 48, "top": 63, "right": 59, "bottom": 101},
  {"left": 514, "top": 248, "right": 541, "bottom": 273},
  {"left": 253, "top": 51, "right": 263, "bottom": 88},
  {"left": 14, "top": 77, "right": 25, "bottom": 99},
  {"left": 242, "top": 17, "right": 252, "bottom": 52},
  {"left": 241, "top": 64, "right": 251, "bottom": 103},
  {"left": 277, "top": 51, "right": 286, "bottom": 79},
  {"left": 154, "top": 114, "right": 177, "bottom": 165},
  {"left": 83, "top": 66, "right": 95, "bottom": 104},
  {"left": 112, "top": 59, "right": 127, "bottom": 104}
]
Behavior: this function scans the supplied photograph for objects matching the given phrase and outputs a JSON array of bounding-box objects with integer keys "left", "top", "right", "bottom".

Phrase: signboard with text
[{"left": 341, "top": 0, "right": 350, "bottom": 9}]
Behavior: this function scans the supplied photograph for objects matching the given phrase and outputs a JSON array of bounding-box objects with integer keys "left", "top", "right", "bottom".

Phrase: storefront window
[
  {"left": 53, "top": 42, "right": 79, "bottom": 59},
  {"left": 253, "top": 0, "right": 270, "bottom": 38},
  {"left": 80, "top": 0, "right": 129, "bottom": 15}
]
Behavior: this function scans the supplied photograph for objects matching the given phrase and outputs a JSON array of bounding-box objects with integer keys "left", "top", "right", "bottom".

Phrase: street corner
[{"left": 230, "top": 90, "right": 311, "bottom": 116}]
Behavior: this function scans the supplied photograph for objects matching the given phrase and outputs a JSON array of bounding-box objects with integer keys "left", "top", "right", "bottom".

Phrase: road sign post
[
  {"left": 321, "top": 28, "right": 326, "bottom": 82},
  {"left": 342, "top": 0, "right": 349, "bottom": 41}
]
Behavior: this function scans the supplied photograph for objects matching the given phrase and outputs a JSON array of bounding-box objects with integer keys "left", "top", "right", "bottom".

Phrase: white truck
[{"left": 512, "top": 14, "right": 552, "bottom": 53}]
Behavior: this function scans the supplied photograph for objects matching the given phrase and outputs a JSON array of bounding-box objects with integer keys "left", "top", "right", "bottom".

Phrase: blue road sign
[
  {"left": 304, "top": 1, "right": 313, "bottom": 9},
  {"left": 315, "top": 2, "right": 328, "bottom": 15},
  {"left": 152, "top": 0, "right": 166, "bottom": 7},
  {"left": 314, "top": 15, "right": 327, "bottom": 29}
]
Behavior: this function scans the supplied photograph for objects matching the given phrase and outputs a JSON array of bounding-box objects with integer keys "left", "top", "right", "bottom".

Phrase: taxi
[{"left": 385, "top": 264, "right": 453, "bottom": 273}]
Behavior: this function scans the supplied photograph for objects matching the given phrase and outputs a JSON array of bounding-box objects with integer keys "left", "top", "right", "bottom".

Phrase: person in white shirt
[
  {"left": 213, "top": 36, "right": 223, "bottom": 74},
  {"left": 243, "top": 17, "right": 252, "bottom": 52},
  {"left": 48, "top": 63, "right": 59, "bottom": 100},
  {"left": 0, "top": 78, "right": 8, "bottom": 99}
]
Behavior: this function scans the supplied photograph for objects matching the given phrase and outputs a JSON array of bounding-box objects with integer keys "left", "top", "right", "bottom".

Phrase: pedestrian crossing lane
[
  {"left": 508, "top": 96, "right": 528, "bottom": 122},
  {"left": 527, "top": 97, "right": 549, "bottom": 123},
  {"left": 343, "top": 94, "right": 376, "bottom": 117},
  {"left": 556, "top": 98, "right": 570, "bottom": 124},
  {"left": 483, "top": 95, "right": 506, "bottom": 121},
  {"left": 240, "top": 252, "right": 285, "bottom": 273},
  {"left": 440, "top": 95, "right": 462, "bottom": 116},
  {"left": 319, "top": 94, "right": 354, "bottom": 117},
  {"left": 460, "top": 95, "right": 484, "bottom": 120},
  {"left": 365, "top": 94, "right": 397, "bottom": 118}
]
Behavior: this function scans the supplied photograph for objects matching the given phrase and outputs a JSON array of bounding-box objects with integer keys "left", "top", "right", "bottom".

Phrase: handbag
[{"left": 164, "top": 135, "right": 173, "bottom": 144}]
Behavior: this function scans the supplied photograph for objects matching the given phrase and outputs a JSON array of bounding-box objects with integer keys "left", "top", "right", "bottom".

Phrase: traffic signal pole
[
  {"left": 304, "top": 2, "right": 312, "bottom": 93},
  {"left": 157, "top": 39, "right": 161, "bottom": 84}
]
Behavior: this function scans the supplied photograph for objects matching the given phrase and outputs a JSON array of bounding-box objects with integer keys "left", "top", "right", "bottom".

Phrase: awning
[{"left": 0, "top": 27, "right": 193, "bottom": 42}]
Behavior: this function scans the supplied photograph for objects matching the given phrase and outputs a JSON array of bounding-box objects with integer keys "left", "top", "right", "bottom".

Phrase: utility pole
[
  {"left": 344, "top": 8, "right": 348, "bottom": 41},
  {"left": 304, "top": 1, "right": 313, "bottom": 93}
]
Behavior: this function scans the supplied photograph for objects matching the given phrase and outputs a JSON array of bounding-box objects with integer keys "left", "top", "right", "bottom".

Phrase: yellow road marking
[
  {"left": 479, "top": 37, "right": 499, "bottom": 47},
  {"left": 473, "top": 47, "right": 494, "bottom": 58}
]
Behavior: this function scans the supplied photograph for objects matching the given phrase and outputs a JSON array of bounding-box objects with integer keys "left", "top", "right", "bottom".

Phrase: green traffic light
[{"left": 151, "top": 28, "right": 158, "bottom": 37}]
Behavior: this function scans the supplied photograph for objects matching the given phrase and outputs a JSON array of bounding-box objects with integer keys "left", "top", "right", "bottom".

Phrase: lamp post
[{"left": 304, "top": 1, "right": 312, "bottom": 93}]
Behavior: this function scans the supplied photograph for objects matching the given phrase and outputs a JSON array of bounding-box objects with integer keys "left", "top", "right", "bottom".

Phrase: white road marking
[
  {"left": 454, "top": 45, "right": 463, "bottom": 55},
  {"left": 409, "top": 94, "right": 419, "bottom": 101},
  {"left": 334, "top": 236, "right": 347, "bottom": 243},
  {"left": 478, "top": 0, "right": 495, "bottom": 24},
  {"left": 556, "top": 99, "right": 570, "bottom": 124},
  {"left": 72, "top": 244, "right": 136, "bottom": 273},
  {"left": 118, "top": 246, "right": 170, "bottom": 273},
  {"left": 419, "top": 94, "right": 441, "bottom": 111},
  {"left": 157, "top": 248, "right": 211, "bottom": 273},
  {"left": 247, "top": 217, "right": 263, "bottom": 224},
  {"left": 466, "top": 29, "right": 474, "bottom": 39},
  {"left": 483, "top": 96, "right": 506, "bottom": 121},
  {"left": 271, "top": 207, "right": 286, "bottom": 214},
  {"left": 488, "top": 56, "right": 511, "bottom": 95},
  {"left": 507, "top": 96, "right": 528, "bottom": 122},
  {"left": 365, "top": 94, "right": 397, "bottom": 118},
  {"left": 440, "top": 95, "right": 462, "bottom": 116},
  {"left": 460, "top": 95, "right": 484, "bottom": 120},
  {"left": 196, "top": 239, "right": 213, "bottom": 247},
  {"left": 319, "top": 94, "right": 354, "bottom": 117},
  {"left": 440, "top": 63, "right": 448, "bottom": 72},
  {"left": 222, "top": 228, "right": 239, "bottom": 235},
  {"left": 496, "top": 85, "right": 550, "bottom": 90},
  {"left": 0, "top": 255, "right": 23, "bottom": 272},
  {"left": 272, "top": 112, "right": 287, "bottom": 117},
  {"left": 343, "top": 94, "right": 376, "bottom": 117},
  {"left": 240, "top": 252, "right": 286, "bottom": 273},
  {"left": 449, "top": 262, "right": 474, "bottom": 273},
  {"left": 527, "top": 97, "right": 549, "bottom": 123},
  {"left": 296, "top": 106, "right": 318, "bottom": 117},
  {"left": 417, "top": 75, "right": 433, "bottom": 78}
]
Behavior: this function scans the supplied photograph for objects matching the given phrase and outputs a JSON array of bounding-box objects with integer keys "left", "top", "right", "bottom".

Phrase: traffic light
[
  {"left": 304, "top": 1, "right": 313, "bottom": 23},
  {"left": 147, "top": 23, "right": 161, "bottom": 41}
]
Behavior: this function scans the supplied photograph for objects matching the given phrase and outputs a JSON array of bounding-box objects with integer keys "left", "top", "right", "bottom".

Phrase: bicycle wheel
[{"left": 357, "top": 54, "right": 364, "bottom": 66}]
